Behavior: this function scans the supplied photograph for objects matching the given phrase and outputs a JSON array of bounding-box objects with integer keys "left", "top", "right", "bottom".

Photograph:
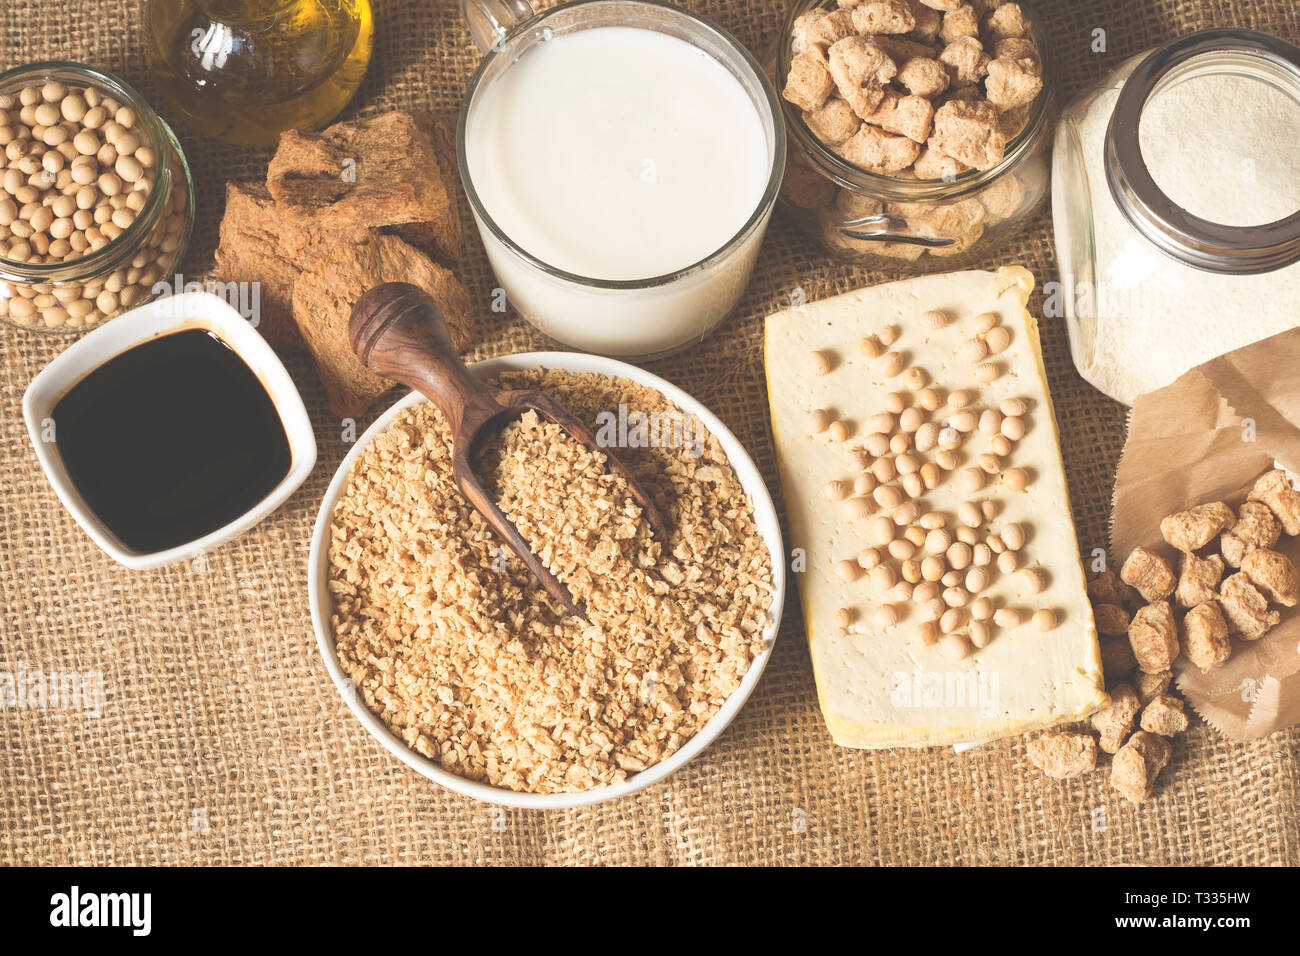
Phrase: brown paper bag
[{"left": 1110, "top": 327, "right": 1300, "bottom": 742}]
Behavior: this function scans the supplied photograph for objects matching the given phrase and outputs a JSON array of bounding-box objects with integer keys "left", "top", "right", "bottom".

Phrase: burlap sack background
[{"left": 2, "top": 0, "right": 1297, "bottom": 866}]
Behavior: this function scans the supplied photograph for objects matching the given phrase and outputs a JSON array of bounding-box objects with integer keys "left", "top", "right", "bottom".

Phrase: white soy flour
[
  {"left": 1140, "top": 74, "right": 1300, "bottom": 226},
  {"left": 1072, "top": 73, "right": 1300, "bottom": 404}
]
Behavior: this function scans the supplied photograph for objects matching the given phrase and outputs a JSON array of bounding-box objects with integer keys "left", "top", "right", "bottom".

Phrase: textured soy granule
[{"left": 328, "top": 368, "right": 773, "bottom": 794}]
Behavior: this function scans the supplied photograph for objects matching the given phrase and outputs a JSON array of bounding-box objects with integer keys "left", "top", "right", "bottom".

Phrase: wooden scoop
[{"left": 348, "top": 282, "right": 671, "bottom": 619}]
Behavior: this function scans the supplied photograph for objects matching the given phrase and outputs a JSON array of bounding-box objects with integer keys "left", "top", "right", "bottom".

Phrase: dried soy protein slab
[
  {"left": 267, "top": 111, "right": 458, "bottom": 262},
  {"left": 764, "top": 266, "right": 1106, "bottom": 748},
  {"left": 291, "top": 234, "right": 474, "bottom": 419},
  {"left": 212, "top": 181, "right": 364, "bottom": 352}
]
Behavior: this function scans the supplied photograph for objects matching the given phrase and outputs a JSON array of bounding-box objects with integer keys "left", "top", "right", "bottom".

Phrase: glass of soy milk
[{"left": 458, "top": 0, "right": 785, "bottom": 359}]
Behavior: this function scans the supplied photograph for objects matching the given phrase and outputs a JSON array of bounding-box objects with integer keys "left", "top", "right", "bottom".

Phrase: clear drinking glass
[{"left": 457, "top": 0, "right": 786, "bottom": 359}]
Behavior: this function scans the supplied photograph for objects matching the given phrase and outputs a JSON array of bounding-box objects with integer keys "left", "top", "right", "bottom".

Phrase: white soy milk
[{"left": 465, "top": 25, "right": 774, "bottom": 356}]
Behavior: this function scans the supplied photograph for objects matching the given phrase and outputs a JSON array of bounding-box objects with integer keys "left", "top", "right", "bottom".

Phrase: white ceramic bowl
[
  {"left": 22, "top": 291, "right": 317, "bottom": 570},
  {"left": 309, "top": 352, "right": 785, "bottom": 808}
]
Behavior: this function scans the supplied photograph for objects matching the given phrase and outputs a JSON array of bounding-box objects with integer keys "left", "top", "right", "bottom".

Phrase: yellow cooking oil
[{"left": 144, "top": 0, "right": 373, "bottom": 146}]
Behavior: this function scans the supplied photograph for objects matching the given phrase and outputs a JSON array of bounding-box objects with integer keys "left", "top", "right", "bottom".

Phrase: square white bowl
[{"left": 22, "top": 290, "right": 317, "bottom": 570}]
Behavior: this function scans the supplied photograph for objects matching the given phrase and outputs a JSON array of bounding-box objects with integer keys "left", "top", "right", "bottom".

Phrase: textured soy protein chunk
[
  {"left": 1091, "top": 683, "right": 1140, "bottom": 754},
  {"left": 835, "top": 189, "right": 885, "bottom": 219},
  {"left": 784, "top": 50, "right": 837, "bottom": 113},
  {"left": 791, "top": 8, "right": 853, "bottom": 53},
  {"left": 848, "top": 0, "right": 916, "bottom": 34},
  {"left": 909, "top": 0, "right": 942, "bottom": 41},
  {"left": 928, "top": 99, "right": 1005, "bottom": 169},
  {"left": 1220, "top": 501, "right": 1281, "bottom": 568},
  {"left": 993, "top": 37, "right": 1042, "bottom": 72},
  {"left": 804, "top": 99, "right": 862, "bottom": 146},
  {"left": 1175, "top": 551, "right": 1224, "bottom": 609},
  {"left": 997, "top": 102, "right": 1033, "bottom": 139},
  {"left": 1098, "top": 637, "right": 1138, "bottom": 682},
  {"left": 875, "top": 34, "right": 942, "bottom": 64},
  {"left": 1093, "top": 603, "right": 1130, "bottom": 636},
  {"left": 1127, "top": 601, "right": 1179, "bottom": 674},
  {"left": 863, "top": 89, "right": 935, "bottom": 143},
  {"left": 827, "top": 36, "right": 897, "bottom": 119},
  {"left": 1248, "top": 469, "right": 1300, "bottom": 536},
  {"left": 912, "top": 144, "right": 968, "bottom": 178},
  {"left": 937, "top": 36, "right": 990, "bottom": 87},
  {"left": 1088, "top": 569, "right": 1132, "bottom": 607},
  {"left": 1182, "top": 601, "right": 1231, "bottom": 672},
  {"left": 1026, "top": 732, "right": 1098, "bottom": 779},
  {"left": 782, "top": 158, "right": 838, "bottom": 208},
  {"left": 1111, "top": 731, "right": 1172, "bottom": 805},
  {"left": 1218, "top": 572, "right": 1281, "bottom": 639},
  {"left": 1140, "top": 694, "right": 1189, "bottom": 737},
  {"left": 1159, "top": 501, "right": 1235, "bottom": 552},
  {"left": 976, "top": 172, "right": 1025, "bottom": 222},
  {"left": 939, "top": 4, "right": 979, "bottom": 42},
  {"left": 888, "top": 195, "right": 984, "bottom": 247},
  {"left": 1240, "top": 548, "right": 1299, "bottom": 606},
  {"left": 897, "top": 57, "right": 951, "bottom": 98},
  {"left": 1135, "top": 669, "right": 1172, "bottom": 706},
  {"left": 1121, "top": 546, "right": 1176, "bottom": 602},
  {"left": 984, "top": 56, "right": 1042, "bottom": 110},
  {"left": 982, "top": 1, "right": 1028, "bottom": 39},
  {"left": 835, "top": 122, "right": 922, "bottom": 172}
]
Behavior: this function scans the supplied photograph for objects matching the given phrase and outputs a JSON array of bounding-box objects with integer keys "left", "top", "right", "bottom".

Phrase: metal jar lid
[{"left": 1105, "top": 27, "right": 1300, "bottom": 275}]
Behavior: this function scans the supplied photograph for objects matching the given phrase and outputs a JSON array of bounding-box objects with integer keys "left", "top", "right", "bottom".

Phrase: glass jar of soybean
[{"left": 0, "top": 62, "right": 194, "bottom": 333}]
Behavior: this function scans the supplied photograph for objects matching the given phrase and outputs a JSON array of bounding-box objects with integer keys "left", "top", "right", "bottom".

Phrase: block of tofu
[{"left": 765, "top": 266, "right": 1106, "bottom": 748}]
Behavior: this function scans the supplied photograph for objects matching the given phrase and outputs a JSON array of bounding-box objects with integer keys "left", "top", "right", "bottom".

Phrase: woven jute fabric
[{"left": 2, "top": 0, "right": 1299, "bottom": 866}]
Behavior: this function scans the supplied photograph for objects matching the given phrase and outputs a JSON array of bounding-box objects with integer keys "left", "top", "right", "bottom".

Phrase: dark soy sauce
[{"left": 52, "top": 328, "right": 292, "bottom": 555}]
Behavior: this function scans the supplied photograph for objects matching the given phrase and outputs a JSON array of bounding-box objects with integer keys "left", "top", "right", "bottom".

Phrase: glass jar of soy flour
[{"left": 1053, "top": 28, "right": 1300, "bottom": 405}]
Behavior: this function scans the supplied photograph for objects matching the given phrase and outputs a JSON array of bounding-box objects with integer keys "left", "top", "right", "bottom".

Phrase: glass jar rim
[
  {"left": 775, "top": 0, "right": 1055, "bottom": 202},
  {"left": 455, "top": 0, "right": 787, "bottom": 291},
  {"left": 0, "top": 61, "right": 179, "bottom": 284},
  {"left": 1105, "top": 28, "right": 1300, "bottom": 275}
]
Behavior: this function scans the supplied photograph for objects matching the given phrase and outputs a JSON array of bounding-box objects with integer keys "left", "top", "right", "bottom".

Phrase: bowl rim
[
  {"left": 308, "top": 351, "right": 785, "bottom": 809},
  {"left": 21, "top": 290, "right": 318, "bottom": 570}
]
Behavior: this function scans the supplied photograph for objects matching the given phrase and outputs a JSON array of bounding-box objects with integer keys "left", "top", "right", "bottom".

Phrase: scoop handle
[{"left": 348, "top": 282, "right": 494, "bottom": 433}]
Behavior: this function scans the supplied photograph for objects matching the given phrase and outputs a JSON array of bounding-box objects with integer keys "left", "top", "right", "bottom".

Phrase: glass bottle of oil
[{"left": 144, "top": 0, "right": 373, "bottom": 146}]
